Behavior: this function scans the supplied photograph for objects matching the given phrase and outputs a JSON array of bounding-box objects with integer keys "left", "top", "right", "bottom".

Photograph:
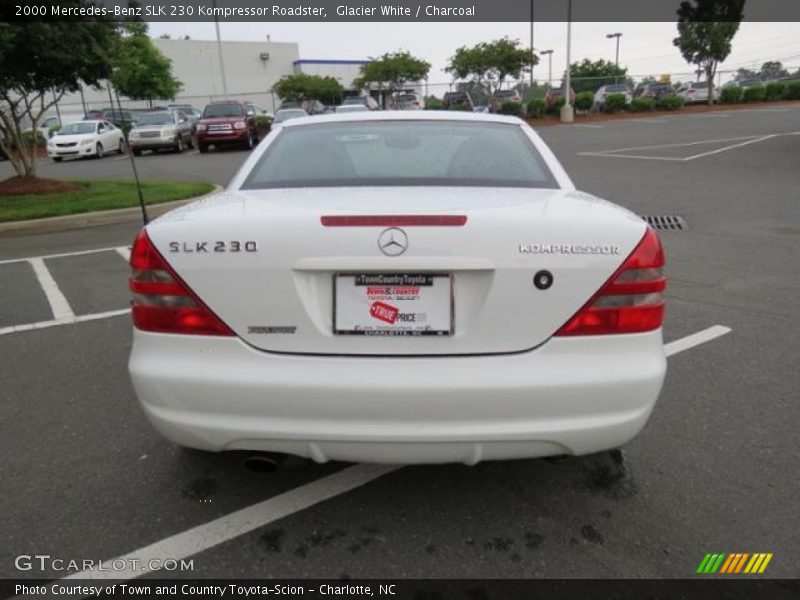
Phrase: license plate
[{"left": 334, "top": 273, "right": 452, "bottom": 336}]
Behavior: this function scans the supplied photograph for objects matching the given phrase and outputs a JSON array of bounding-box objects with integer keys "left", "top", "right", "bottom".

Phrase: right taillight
[
  {"left": 556, "top": 227, "right": 666, "bottom": 336},
  {"left": 129, "top": 229, "right": 234, "bottom": 336}
]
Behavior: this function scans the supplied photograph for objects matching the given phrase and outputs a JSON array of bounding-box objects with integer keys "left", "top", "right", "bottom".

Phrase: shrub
[
  {"left": 720, "top": 86, "right": 743, "bottom": 103},
  {"left": 656, "top": 95, "right": 684, "bottom": 111},
  {"left": 425, "top": 97, "right": 445, "bottom": 110},
  {"left": 527, "top": 98, "right": 546, "bottom": 118},
  {"left": 20, "top": 130, "right": 46, "bottom": 148},
  {"left": 574, "top": 91, "right": 594, "bottom": 112},
  {"left": 499, "top": 101, "right": 523, "bottom": 115},
  {"left": 783, "top": 80, "right": 800, "bottom": 100},
  {"left": 548, "top": 96, "right": 566, "bottom": 114},
  {"left": 254, "top": 115, "right": 272, "bottom": 135},
  {"left": 742, "top": 85, "right": 766, "bottom": 102},
  {"left": 764, "top": 82, "right": 786, "bottom": 101},
  {"left": 449, "top": 102, "right": 472, "bottom": 111},
  {"left": 603, "top": 93, "right": 627, "bottom": 113},
  {"left": 630, "top": 97, "right": 655, "bottom": 112}
]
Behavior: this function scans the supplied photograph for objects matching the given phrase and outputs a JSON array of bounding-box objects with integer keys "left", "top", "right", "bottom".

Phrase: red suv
[{"left": 196, "top": 101, "right": 259, "bottom": 153}]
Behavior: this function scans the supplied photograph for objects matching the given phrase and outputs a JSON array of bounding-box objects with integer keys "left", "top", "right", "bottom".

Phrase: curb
[{"left": 0, "top": 184, "right": 224, "bottom": 237}]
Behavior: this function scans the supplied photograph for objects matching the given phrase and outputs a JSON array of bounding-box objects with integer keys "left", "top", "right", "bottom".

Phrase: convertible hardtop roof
[{"left": 276, "top": 110, "right": 527, "bottom": 128}]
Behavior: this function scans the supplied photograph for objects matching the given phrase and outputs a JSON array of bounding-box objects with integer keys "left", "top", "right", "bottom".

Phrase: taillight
[
  {"left": 556, "top": 227, "right": 665, "bottom": 336},
  {"left": 129, "top": 230, "right": 234, "bottom": 336}
]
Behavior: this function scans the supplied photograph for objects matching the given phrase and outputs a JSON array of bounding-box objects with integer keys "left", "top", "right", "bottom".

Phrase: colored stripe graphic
[{"left": 702, "top": 552, "right": 773, "bottom": 574}]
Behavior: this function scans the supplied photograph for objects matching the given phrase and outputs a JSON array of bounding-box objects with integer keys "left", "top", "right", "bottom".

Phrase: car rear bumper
[{"left": 129, "top": 329, "right": 666, "bottom": 464}]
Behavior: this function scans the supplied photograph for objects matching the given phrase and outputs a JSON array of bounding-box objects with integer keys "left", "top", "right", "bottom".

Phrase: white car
[
  {"left": 677, "top": 81, "right": 719, "bottom": 104},
  {"left": 593, "top": 84, "right": 633, "bottom": 110},
  {"left": 47, "top": 120, "right": 125, "bottom": 161},
  {"left": 128, "top": 111, "right": 666, "bottom": 465}
]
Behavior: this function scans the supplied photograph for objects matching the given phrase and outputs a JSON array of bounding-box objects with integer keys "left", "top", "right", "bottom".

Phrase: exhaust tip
[{"left": 243, "top": 453, "right": 282, "bottom": 473}]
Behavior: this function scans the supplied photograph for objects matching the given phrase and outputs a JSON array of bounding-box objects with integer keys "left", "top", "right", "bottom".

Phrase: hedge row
[{"left": 721, "top": 80, "right": 800, "bottom": 104}]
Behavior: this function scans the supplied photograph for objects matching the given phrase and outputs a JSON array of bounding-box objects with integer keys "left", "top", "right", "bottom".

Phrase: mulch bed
[
  {"left": 526, "top": 99, "right": 799, "bottom": 127},
  {"left": 0, "top": 176, "right": 83, "bottom": 196}
]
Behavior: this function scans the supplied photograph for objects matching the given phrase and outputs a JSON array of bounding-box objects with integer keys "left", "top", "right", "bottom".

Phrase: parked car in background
[
  {"left": 442, "top": 91, "right": 474, "bottom": 111},
  {"left": 390, "top": 92, "right": 425, "bottom": 110},
  {"left": 273, "top": 108, "right": 309, "bottom": 123},
  {"left": 593, "top": 84, "right": 633, "bottom": 110},
  {"left": 128, "top": 110, "right": 194, "bottom": 155},
  {"left": 100, "top": 108, "right": 145, "bottom": 128},
  {"left": 340, "top": 96, "right": 380, "bottom": 111},
  {"left": 46, "top": 120, "right": 125, "bottom": 161},
  {"left": 489, "top": 89, "right": 522, "bottom": 112},
  {"left": 634, "top": 83, "right": 675, "bottom": 100},
  {"left": 677, "top": 81, "right": 719, "bottom": 104},
  {"left": 544, "top": 86, "right": 576, "bottom": 110},
  {"left": 334, "top": 104, "right": 369, "bottom": 114},
  {"left": 196, "top": 100, "right": 259, "bottom": 153},
  {"left": 163, "top": 104, "right": 203, "bottom": 126}
]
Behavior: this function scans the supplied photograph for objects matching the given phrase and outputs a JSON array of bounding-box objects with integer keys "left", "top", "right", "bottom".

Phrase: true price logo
[{"left": 370, "top": 301, "right": 399, "bottom": 324}]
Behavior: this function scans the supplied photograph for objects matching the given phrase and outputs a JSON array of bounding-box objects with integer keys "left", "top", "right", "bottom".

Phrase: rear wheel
[
  {"left": 198, "top": 143, "right": 208, "bottom": 154},
  {"left": 95, "top": 142, "right": 103, "bottom": 159}
]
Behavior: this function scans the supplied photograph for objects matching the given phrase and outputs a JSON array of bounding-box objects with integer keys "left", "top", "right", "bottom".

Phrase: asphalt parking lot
[{"left": 1, "top": 106, "right": 798, "bottom": 581}]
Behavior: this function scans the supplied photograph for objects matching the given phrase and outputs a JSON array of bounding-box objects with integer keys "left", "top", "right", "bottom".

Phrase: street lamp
[
  {"left": 540, "top": 49, "right": 554, "bottom": 87},
  {"left": 606, "top": 32, "right": 622, "bottom": 68},
  {"left": 561, "top": 0, "right": 573, "bottom": 122}
]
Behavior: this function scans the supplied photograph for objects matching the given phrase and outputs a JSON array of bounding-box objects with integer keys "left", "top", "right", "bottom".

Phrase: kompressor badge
[{"left": 519, "top": 243, "right": 621, "bottom": 255}]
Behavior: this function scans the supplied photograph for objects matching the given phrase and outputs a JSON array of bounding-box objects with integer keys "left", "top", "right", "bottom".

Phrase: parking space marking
[
  {"left": 0, "top": 246, "right": 122, "bottom": 266},
  {"left": 116, "top": 246, "right": 131, "bottom": 261},
  {"left": 569, "top": 124, "right": 604, "bottom": 129},
  {"left": 0, "top": 308, "right": 130, "bottom": 336},
  {"left": 29, "top": 257, "right": 75, "bottom": 321},
  {"left": 579, "top": 133, "right": 784, "bottom": 162},
  {"left": 664, "top": 324, "right": 731, "bottom": 357},
  {"left": 64, "top": 464, "right": 400, "bottom": 581},
  {"left": 47, "top": 324, "right": 731, "bottom": 584}
]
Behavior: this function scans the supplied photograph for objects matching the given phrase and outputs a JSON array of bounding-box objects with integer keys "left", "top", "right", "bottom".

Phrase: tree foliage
[
  {"left": 445, "top": 38, "right": 537, "bottom": 98},
  {"left": 567, "top": 58, "right": 629, "bottom": 93},
  {"left": 353, "top": 51, "right": 431, "bottom": 102},
  {"left": 0, "top": 2, "right": 129, "bottom": 178},
  {"left": 110, "top": 25, "right": 182, "bottom": 105},
  {"left": 673, "top": 0, "right": 745, "bottom": 104},
  {"left": 759, "top": 61, "right": 789, "bottom": 81},
  {"left": 272, "top": 73, "right": 344, "bottom": 105}
]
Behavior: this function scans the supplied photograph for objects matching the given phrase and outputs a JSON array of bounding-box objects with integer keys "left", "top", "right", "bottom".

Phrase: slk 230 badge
[{"left": 169, "top": 241, "right": 258, "bottom": 253}]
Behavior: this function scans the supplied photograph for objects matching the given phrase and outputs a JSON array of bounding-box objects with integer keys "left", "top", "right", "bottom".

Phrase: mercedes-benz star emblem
[{"left": 377, "top": 227, "right": 408, "bottom": 256}]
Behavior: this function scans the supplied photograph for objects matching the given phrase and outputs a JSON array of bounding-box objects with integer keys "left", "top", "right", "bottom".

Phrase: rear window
[
  {"left": 242, "top": 120, "right": 557, "bottom": 190},
  {"left": 203, "top": 104, "right": 244, "bottom": 118}
]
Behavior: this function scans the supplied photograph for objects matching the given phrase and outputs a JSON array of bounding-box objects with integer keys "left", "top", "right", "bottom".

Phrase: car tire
[
  {"left": 198, "top": 143, "right": 208, "bottom": 154},
  {"left": 132, "top": 148, "right": 142, "bottom": 157},
  {"left": 95, "top": 142, "right": 103, "bottom": 159},
  {"left": 175, "top": 137, "right": 184, "bottom": 153},
  {"left": 243, "top": 134, "right": 253, "bottom": 151},
  {"left": 188, "top": 134, "right": 195, "bottom": 149},
  {"left": 53, "top": 157, "right": 63, "bottom": 162},
  {"left": 118, "top": 139, "right": 124, "bottom": 154}
]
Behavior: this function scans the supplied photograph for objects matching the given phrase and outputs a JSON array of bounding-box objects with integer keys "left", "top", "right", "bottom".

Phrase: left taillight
[
  {"left": 556, "top": 227, "right": 666, "bottom": 336},
  {"left": 129, "top": 229, "right": 234, "bottom": 336}
]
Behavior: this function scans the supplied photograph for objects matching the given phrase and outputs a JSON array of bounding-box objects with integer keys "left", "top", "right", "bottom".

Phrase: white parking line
[
  {"left": 569, "top": 124, "right": 604, "bottom": 129},
  {"left": 664, "top": 325, "right": 731, "bottom": 357},
  {"left": 116, "top": 246, "right": 131, "bottom": 261},
  {"left": 0, "top": 309, "right": 130, "bottom": 336},
  {"left": 44, "top": 324, "right": 730, "bottom": 585},
  {"left": 0, "top": 246, "right": 121, "bottom": 266},
  {"left": 29, "top": 257, "right": 75, "bottom": 321}
]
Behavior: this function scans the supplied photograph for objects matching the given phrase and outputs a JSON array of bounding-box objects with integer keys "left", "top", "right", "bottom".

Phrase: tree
[
  {"left": 673, "top": 0, "right": 745, "bottom": 105},
  {"left": 272, "top": 73, "right": 344, "bottom": 105},
  {"left": 0, "top": 4, "right": 128, "bottom": 179},
  {"left": 353, "top": 51, "right": 430, "bottom": 106},
  {"left": 735, "top": 67, "right": 758, "bottom": 81},
  {"left": 110, "top": 25, "right": 182, "bottom": 108},
  {"left": 760, "top": 61, "right": 789, "bottom": 81},
  {"left": 446, "top": 38, "right": 537, "bottom": 99},
  {"left": 567, "top": 58, "right": 629, "bottom": 93}
]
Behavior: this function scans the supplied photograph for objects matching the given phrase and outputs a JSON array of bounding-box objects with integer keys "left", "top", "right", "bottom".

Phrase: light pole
[
  {"left": 529, "top": 0, "right": 535, "bottom": 87},
  {"left": 606, "top": 32, "right": 622, "bottom": 68},
  {"left": 560, "top": 0, "right": 573, "bottom": 122},
  {"left": 540, "top": 49, "right": 554, "bottom": 87},
  {"left": 212, "top": 0, "right": 228, "bottom": 98}
]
